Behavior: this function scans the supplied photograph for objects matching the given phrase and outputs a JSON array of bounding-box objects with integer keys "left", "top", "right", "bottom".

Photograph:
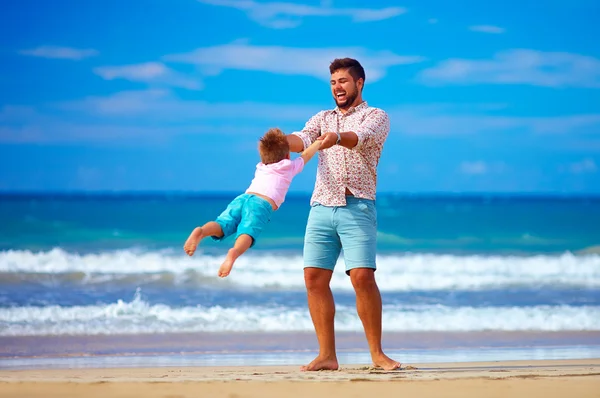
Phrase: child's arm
[{"left": 300, "top": 140, "right": 322, "bottom": 164}]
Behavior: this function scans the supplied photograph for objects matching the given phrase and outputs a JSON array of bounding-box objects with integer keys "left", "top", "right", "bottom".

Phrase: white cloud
[
  {"left": 460, "top": 161, "right": 487, "bottom": 175},
  {"left": 1, "top": 96, "right": 266, "bottom": 144},
  {"left": 0, "top": 105, "right": 37, "bottom": 122},
  {"left": 570, "top": 158, "right": 597, "bottom": 174},
  {"left": 19, "top": 46, "right": 99, "bottom": 60},
  {"left": 198, "top": 0, "right": 406, "bottom": 28},
  {"left": 389, "top": 104, "right": 600, "bottom": 136},
  {"left": 527, "top": 115, "right": 600, "bottom": 134},
  {"left": 59, "top": 89, "right": 318, "bottom": 121},
  {"left": 419, "top": 49, "right": 600, "bottom": 88},
  {"left": 96, "top": 63, "right": 166, "bottom": 80},
  {"left": 0, "top": 123, "right": 217, "bottom": 144},
  {"left": 0, "top": 125, "right": 46, "bottom": 143},
  {"left": 94, "top": 62, "right": 202, "bottom": 90},
  {"left": 61, "top": 89, "right": 171, "bottom": 115},
  {"left": 165, "top": 42, "right": 424, "bottom": 82},
  {"left": 460, "top": 161, "right": 506, "bottom": 175},
  {"left": 4, "top": 93, "right": 600, "bottom": 145},
  {"left": 563, "top": 140, "right": 600, "bottom": 152},
  {"left": 469, "top": 25, "right": 505, "bottom": 34},
  {"left": 0, "top": 89, "right": 324, "bottom": 144}
]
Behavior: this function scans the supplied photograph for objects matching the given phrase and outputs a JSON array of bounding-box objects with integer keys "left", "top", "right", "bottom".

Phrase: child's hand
[{"left": 301, "top": 139, "right": 322, "bottom": 163}]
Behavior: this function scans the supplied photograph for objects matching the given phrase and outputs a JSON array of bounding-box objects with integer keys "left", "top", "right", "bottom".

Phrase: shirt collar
[{"left": 333, "top": 101, "right": 368, "bottom": 115}]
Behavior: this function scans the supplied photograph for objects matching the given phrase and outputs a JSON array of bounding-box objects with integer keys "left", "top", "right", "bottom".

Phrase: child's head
[{"left": 259, "top": 128, "right": 290, "bottom": 164}]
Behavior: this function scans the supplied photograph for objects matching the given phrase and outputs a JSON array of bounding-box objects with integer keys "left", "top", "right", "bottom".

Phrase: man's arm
[
  {"left": 317, "top": 110, "right": 389, "bottom": 151},
  {"left": 352, "top": 109, "right": 390, "bottom": 150},
  {"left": 287, "top": 111, "right": 324, "bottom": 153},
  {"left": 317, "top": 131, "right": 358, "bottom": 150},
  {"left": 336, "top": 132, "right": 359, "bottom": 149}
]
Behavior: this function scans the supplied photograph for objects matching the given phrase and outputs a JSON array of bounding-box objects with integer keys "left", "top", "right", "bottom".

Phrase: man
[{"left": 286, "top": 58, "right": 400, "bottom": 371}]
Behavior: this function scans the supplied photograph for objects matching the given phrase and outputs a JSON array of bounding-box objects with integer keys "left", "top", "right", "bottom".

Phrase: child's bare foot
[
  {"left": 183, "top": 227, "right": 204, "bottom": 256},
  {"left": 218, "top": 248, "right": 239, "bottom": 277}
]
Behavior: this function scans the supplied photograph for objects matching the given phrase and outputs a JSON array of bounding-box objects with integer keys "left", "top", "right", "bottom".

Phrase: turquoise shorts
[
  {"left": 213, "top": 193, "right": 274, "bottom": 247},
  {"left": 303, "top": 196, "right": 377, "bottom": 274}
]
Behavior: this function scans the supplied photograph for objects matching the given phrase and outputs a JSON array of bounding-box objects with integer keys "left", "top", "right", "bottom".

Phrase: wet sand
[
  {"left": 3, "top": 330, "right": 599, "bottom": 358},
  {"left": 1, "top": 359, "right": 599, "bottom": 398}
]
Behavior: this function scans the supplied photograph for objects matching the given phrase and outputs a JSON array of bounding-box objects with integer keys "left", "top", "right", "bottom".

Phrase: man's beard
[{"left": 335, "top": 86, "right": 358, "bottom": 109}]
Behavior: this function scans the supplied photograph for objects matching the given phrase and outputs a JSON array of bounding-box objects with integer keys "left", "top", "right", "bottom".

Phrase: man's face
[{"left": 330, "top": 69, "right": 363, "bottom": 109}]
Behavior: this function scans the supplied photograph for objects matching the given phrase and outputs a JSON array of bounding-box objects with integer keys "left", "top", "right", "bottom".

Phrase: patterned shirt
[{"left": 292, "top": 101, "right": 390, "bottom": 207}]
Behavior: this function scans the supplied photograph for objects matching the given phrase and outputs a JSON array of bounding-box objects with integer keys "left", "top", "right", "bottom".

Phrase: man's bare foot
[
  {"left": 372, "top": 353, "right": 401, "bottom": 370},
  {"left": 300, "top": 356, "right": 339, "bottom": 371},
  {"left": 183, "top": 227, "right": 203, "bottom": 256},
  {"left": 218, "top": 249, "right": 237, "bottom": 278}
]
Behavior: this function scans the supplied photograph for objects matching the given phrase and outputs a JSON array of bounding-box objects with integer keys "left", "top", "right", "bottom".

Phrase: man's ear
[{"left": 358, "top": 78, "right": 364, "bottom": 91}]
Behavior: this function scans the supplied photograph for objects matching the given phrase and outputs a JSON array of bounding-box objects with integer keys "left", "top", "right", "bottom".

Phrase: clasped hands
[{"left": 316, "top": 132, "right": 340, "bottom": 150}]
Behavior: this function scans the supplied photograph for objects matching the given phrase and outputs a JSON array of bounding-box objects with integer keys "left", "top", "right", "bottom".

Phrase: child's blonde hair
[{"left": 259, "top": 128, "right": 290, "bottom": 164}]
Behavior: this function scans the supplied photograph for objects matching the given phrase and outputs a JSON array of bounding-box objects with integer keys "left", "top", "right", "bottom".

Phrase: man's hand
[{"left": 317, "top": 132, "right": 338, "bottom": 150}]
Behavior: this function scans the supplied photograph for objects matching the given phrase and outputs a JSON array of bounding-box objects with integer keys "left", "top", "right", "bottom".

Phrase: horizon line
[{"left": 1, "top": 190, "right": 599, "bottom": 198}]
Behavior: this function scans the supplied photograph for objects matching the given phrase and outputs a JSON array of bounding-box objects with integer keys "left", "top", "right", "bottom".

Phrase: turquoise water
[
  {"left": 0, "top": 193, "right": 599, "bottom": 358},
  {"left": 1, "top": 193, "right": 599, "bottom": 254},
  {"left": 3, "top": 345, "right": 600, "bottom": 370}
]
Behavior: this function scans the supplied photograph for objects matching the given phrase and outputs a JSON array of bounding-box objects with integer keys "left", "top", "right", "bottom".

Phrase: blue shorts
[
  {"left": 213, "top": 193, "right": 274, "bottom": 247},
  {"left": 303, "top": 196, "right": 377, "bottom": 274}
]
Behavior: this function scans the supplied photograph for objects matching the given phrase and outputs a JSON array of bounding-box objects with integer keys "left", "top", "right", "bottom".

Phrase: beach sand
[{"left": 1, "top": 359, "right": 599, "bottom": 398}]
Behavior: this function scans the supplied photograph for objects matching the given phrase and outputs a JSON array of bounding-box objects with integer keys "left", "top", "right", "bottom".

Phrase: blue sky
[{"left": 1, "top": 0, "right": 599, "bottom": 193}]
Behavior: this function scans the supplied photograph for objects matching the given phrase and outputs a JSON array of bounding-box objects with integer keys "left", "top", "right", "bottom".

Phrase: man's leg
[
  {"left": 349, "top": 268, "right": 401, "bottom": 370},
  {"left": 339, "top": 197, "right": 401, "bottom": 370},
  {"left": 218, "top": 234, "right": 252, "bottom": 278},
  {"left": 301, "top": 267, "right": 338, "bottom": 371},
  {"left": 301, "top": 204, "right": 341, "bottom": 371},
  {"left": 183, "top": 221, "right": 223, "bottom": 256}
]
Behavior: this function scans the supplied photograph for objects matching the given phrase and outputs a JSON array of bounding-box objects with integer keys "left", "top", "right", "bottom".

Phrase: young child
[{"left": 183, "top": 128, "right": 321, "bottom": 277}]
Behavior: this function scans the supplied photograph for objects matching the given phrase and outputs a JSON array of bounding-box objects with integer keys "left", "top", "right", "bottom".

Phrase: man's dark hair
[{"left": 329, "top": 58, "right": 366, "bottom": 83}]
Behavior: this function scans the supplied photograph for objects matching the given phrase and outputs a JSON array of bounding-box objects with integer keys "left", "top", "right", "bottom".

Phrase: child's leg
[
  {"left": 218, "top": 234, "right": 253, "bottom": 278},
  {"left": 183, "top": 221, "right": 223, "bottom": 256}
]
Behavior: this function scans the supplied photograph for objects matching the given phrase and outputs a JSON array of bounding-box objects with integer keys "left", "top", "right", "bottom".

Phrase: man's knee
[
  {"left": 304, "top": 267, "right": 333, "bottom": 291},
  {"left": 349, "top": 268, "right": 376, "bottom": 290}
]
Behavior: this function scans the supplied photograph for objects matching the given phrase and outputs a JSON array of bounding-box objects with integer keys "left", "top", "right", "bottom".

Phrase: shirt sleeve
[
  {"left": 291, "top": 157, "right": 305, "bottom": 176},
  {"left": 353, "top": 109, "right": 390, "bottom": 151},
  {"left": 291, "top": 111, "right": 325, "bottom": 150}
]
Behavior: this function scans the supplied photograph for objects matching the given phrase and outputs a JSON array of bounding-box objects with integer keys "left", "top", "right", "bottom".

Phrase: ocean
[{"left": 1, "top": 192, "right": 599, "bottom": 368}]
